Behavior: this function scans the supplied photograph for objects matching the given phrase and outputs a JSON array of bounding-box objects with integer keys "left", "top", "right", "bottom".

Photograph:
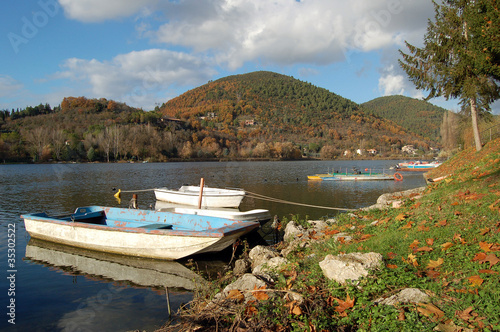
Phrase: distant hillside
[
  {"left": 361, "top": 95, "right": 447, "bottom": 142},
  {"left": 161, "top": 71, "right": 433, "bottom": 154}
]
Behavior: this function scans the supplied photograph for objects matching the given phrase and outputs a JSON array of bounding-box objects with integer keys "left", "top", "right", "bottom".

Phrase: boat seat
[{"left": 138, "top": 223, "right": 173, "bottom": 230}]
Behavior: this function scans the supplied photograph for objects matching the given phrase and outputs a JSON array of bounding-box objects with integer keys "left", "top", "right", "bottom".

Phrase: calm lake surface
[{"left": 0, "top": 160, "right": 426, "bottom": 331}]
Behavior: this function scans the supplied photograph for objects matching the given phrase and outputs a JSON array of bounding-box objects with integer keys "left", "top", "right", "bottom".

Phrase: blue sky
[{"left": 1, "top": 0, "right": 498, "bottom": 114}]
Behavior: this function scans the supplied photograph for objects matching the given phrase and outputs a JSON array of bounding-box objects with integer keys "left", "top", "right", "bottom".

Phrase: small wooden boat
[
  {"left": 154, "top": 185, "right": 246, "bottom": 208},
  {"left": 21, "top": 206, "right": 260, "bottom": 260}
]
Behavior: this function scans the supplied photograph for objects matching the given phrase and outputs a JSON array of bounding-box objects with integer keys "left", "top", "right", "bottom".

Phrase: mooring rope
[
  {"left": 244, "top": 190, "right": 356, "bottom": 212},
  {"left": 114, "top": 187, "right": 356, "bottom": 211}
]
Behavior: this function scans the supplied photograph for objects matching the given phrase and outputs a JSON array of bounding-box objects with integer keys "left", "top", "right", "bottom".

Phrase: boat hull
[
  {"left": 21, "top": 206, "right": 259, "bottom": 260},
  {"left": 154, "top": 186, "right": 245, "bottom": 208}
]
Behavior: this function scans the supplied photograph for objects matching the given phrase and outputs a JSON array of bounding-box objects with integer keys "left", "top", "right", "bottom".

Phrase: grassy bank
[{"left": 159, "top": 138, "right": 500, "bottom": 331}]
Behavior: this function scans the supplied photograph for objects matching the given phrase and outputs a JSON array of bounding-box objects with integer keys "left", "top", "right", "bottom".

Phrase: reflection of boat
[
  {"left": 154, "top": 201, "right": 271, "bottom": 224},
  {"left": 154, "top": 185, "right": 246, "bottom": 208},
  {"left": 395, "top": 161, "right": 441, "bottom": 171},
  {"left": 25, "top": 238, "right": 205, "bottom": 290},
  {"left": 21, "top": 206, "right": 260, "bottom": 260},
  {"left": 308, "top": 168, "right": 399, "bottom": 181}
]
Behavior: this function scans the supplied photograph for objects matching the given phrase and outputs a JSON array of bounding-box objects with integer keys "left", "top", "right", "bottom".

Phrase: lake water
[{"left": 0, "top": 160, "right": 426, "bottom": 331}]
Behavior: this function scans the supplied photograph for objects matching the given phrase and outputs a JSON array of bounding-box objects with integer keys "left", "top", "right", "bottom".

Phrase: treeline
[{"left": 1, "top": 72, "right": 445, "bottom": 163}]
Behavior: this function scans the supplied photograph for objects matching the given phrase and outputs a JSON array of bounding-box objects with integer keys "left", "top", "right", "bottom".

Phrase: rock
[
  {"left": 252, "top": 256, "right": 288, "bottom": 275},
  {"left": 233, "top": 258, "right": 251, "bottom": 275},
  {"left": 215, "top": 273, "right": 268, "bottom": 302},
  {"left": 248, "top": 245, "right": 279, "bottom": 269},
  {"left": 364, "top": 187, "right": 426, "bottom": 210},
  {"left": 375, "top": 288, "right": 430, "bottom": 306},
  {"left": 283, "top": 221, "right": 305, "bottom": 243},
  {"left": 319, "top": 252, "right": 383, "bottom": 284}
]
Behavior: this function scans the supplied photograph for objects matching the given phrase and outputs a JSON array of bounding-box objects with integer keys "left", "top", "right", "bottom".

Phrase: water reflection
[{"left": 25, "top": 238, "right": 206, "bottom": 291}]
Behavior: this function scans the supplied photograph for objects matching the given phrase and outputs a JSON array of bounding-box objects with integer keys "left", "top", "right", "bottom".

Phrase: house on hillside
[
  {"left": 245, "top": 119, "right": 255, "bottom": 126},
  {"left": 367, "top": 149, "right": 378, "bottom": 155},
  {"left": 402, "top": 145, "right": 417, "bottom": 155},
  {"left": 343, "top": 150, "right": 352, "bottom": 157}
]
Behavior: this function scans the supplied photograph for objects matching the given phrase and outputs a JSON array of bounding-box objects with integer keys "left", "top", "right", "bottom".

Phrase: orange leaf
[
  {"left": 401, "top": 221, "right": 414, "bottom": 229},
  {"left": 333, "top": 294, "right": 355, "bottom": 317},
  {"left": 409, "top": 239, "right": 420, "bottom": 249},
  {"left": 403, "top": 254, "right": 418, "bottom": 267},
  {"left": 360, "top": 234, "right": 374, "bottom": 241},
  {"left": 426, "top": 238, "right": 434, "bottom": 246},
  {"left": 285, "top": 300, "right": 302, "bottom": 315},
  {"left": 479, "top": 242, "right": 493, "bottom": 252},
  {"left": 427, "top": 257, "right": 444, "bottom": 269},
  {"left": 396, "top": 213, "right": 408, "bottom": 221},
  {"left": 252, "top": 286, "right": 269, "bottom": 301},
  {"left": 387, "top": 264, "right": 398, "bottom": 269},
  {"left": 417, "top": 303, "right": 444, "bottom": 322},
  {"left": 227, "top": 289, "right": 245, "bottom": 302},
  {"left": 387, "top": 252, "right": 397, "bottom": 259},
  {"left": 415, "top": 246, "right": 433, "bottom": 252},
  {"left": 468, "top": 275, "right": 484, "bottom": 287},
  {"left": 479, "top": 269, "right": 499, "bottom": 274},
  {"left": 456, "top": 306, "right": 474, "bottom": 321},
  {"left": 436, "top": 219, "right": 447, "bottom": 227},
  {"left": 441, "top": 242, "right": 453, "bottom": 251},
  {"left": 418, "top": 225, "right": 430, "bottom": 232},
  {"left": 477, "top": 253, "right": 500, "bottom": 268},
  {"left": 480, "top": 228, "right": 490, "bottom": 236}
]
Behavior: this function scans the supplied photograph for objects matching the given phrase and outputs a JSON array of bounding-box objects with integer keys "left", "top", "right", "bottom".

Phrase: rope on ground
[
  {"left": 244, "top": 190, "right": 356, "bottom": 212},
  {"left": 117, "top": 188, "right": 156, "bottom": 193}
]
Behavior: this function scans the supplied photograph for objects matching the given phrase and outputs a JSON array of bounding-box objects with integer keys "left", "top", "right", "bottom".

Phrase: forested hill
[
  {"left": 361, "top": 95, "right": 447, "bottom": 142},
  {"left": 161, "top": 71, "right": 432, "bottom": 152}
]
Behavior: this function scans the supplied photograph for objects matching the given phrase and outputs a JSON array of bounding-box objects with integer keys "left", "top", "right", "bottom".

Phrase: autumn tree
[{"left": 399, "top": 0, "right": 500, "bottom": 151}]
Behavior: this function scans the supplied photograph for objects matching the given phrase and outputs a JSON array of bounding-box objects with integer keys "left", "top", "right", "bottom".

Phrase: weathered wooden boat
[
  {"left": 21, "top": 206, "right": 260, "bottom": 260},
  {"left": 154, "top": 185, "right": 246, "bottom": 208},
  {"left": 25, "top": 238, "right": 206, "bottom": 290}
]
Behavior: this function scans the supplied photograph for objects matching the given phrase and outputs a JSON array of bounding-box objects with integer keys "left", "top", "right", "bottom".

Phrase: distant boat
[
  {"left": 308, "top": 167, "right": 401, "bottom": 181},
  {"left": 396, "top": 161, "right": 441, "bottom": 171},
  {"left": 25, "top": 238, "right": 206, "bottom": 290},
  {"left": 21, "top": 206, "right": 260, "bottom": 260},
  {"left": 154, "top": 185, "right": 246, "bottom": 208}
]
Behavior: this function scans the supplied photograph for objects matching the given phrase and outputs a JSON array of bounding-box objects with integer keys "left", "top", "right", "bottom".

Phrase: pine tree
[{"left": 399, "top": 0, "right": 499, "bottom": 151}]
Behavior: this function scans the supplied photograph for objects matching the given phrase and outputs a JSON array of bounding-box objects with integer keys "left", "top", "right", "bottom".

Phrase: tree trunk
[{"left": 470, "top": 98, "right": 482, "bottom": 151}]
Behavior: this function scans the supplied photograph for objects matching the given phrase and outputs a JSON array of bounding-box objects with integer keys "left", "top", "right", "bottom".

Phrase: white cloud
[
  {"left": 58, "top": 0, "right": 158, "bottom": 22},
  {"left": 378, "top": 64, "right": 405, "bottom": 96},
  {"left": 0, "top": 75, "right": 23, "bottom": 99},
  {"left": 54, "top": 49, "right": 217, "bottom": 109}
]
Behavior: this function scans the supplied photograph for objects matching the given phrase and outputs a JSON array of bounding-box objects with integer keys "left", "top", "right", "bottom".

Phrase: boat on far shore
[
  {"left": 308, "top": 167, "right": 402, "bottom": 181},
  {"left": 395, "top": 161, "right": 441, "bottom": 171}
]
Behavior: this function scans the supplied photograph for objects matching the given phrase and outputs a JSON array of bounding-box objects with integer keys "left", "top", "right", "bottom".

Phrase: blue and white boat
[{"left": 21, "top": 206, "right": 261, "bottom": 260}]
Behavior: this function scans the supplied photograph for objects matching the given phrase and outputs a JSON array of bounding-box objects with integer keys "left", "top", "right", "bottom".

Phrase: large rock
[
  {"left": 364, "top": 187, "right": 426, "bottom": 210},
  {"left": 319, "top": 252, "right": 383, "bottom": 284},
  {"left": 252, "top": 256, "right": 288, "bottom": 275}
]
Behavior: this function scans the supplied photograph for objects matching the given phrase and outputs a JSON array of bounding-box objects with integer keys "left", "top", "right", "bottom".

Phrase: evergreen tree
[{"left": 399, "top": 0, "right": 499, "bottom": 151}]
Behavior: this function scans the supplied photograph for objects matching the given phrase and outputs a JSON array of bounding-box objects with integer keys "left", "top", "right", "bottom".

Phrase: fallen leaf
[
  {"left": 418, "top": 225, "right": 430, "bottom": 232},
  {"left": 426, "top": 238, "right": 434, "bottom": 246},
  {"left": 387, "top": 252, "right": 397, "bottom": 259},
  {"left": 427, "top": 258, "right": 444, "bottom": 269},
  {"left": 403, "top": 253, "right": 418, "bottom": 267},
  {"left": 396, "top": 213, "right": 408, "bottom": 221},
  {"left": 479, "top": 242, "right": 493, "bottom": 252},
  {"left": 441, "top": 242, "right": 453, "bottom": 251},
  {"left": 417, "top": 303, "right": 444, "bottom": 322},
  {"left": 468, "top": 275, "right": 484, "bottom": 287},
  {"left": 387, "top": 264, "right": 398, "bottom": 269},
  {"left": 416, "top": 246, "right": 434, "bottom": 252},
  {"left": 436, "top": 219, "right": 447, "bottom": 227},
  {"left": 409, "top": 239, "right": 420, "bottom": 249},
  {"left": 333, "top": 294, "right": 355, "bottom": 317},
  {"left": 284, "top": 300, "right": 302, "bottom": 315},
  {"left": 478, "top": 269, "right": 499, "bottom": 274},
  {"left": 359, "top": 234, "right": 374, "bottom": 241},
  {"left": 252, "top": 286, "right": 269, "bottom": 301},
  {"left": 456, "top": 306, "right": 474, "bottom": 321},
  {"left": 227, "top": 289, "right": 245, "bottom": 302},
  {"left": 477, "top": 253, "right": 500, "bottom": 268},
  {"left": 473, "top": 252, "right": 487, "bottom": 261},
  {"left": 480, "top": 228, "right": 490, "bottom": 235},
  {"left": 401, "top": 221, "right": 414, "bottom": 229}
]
